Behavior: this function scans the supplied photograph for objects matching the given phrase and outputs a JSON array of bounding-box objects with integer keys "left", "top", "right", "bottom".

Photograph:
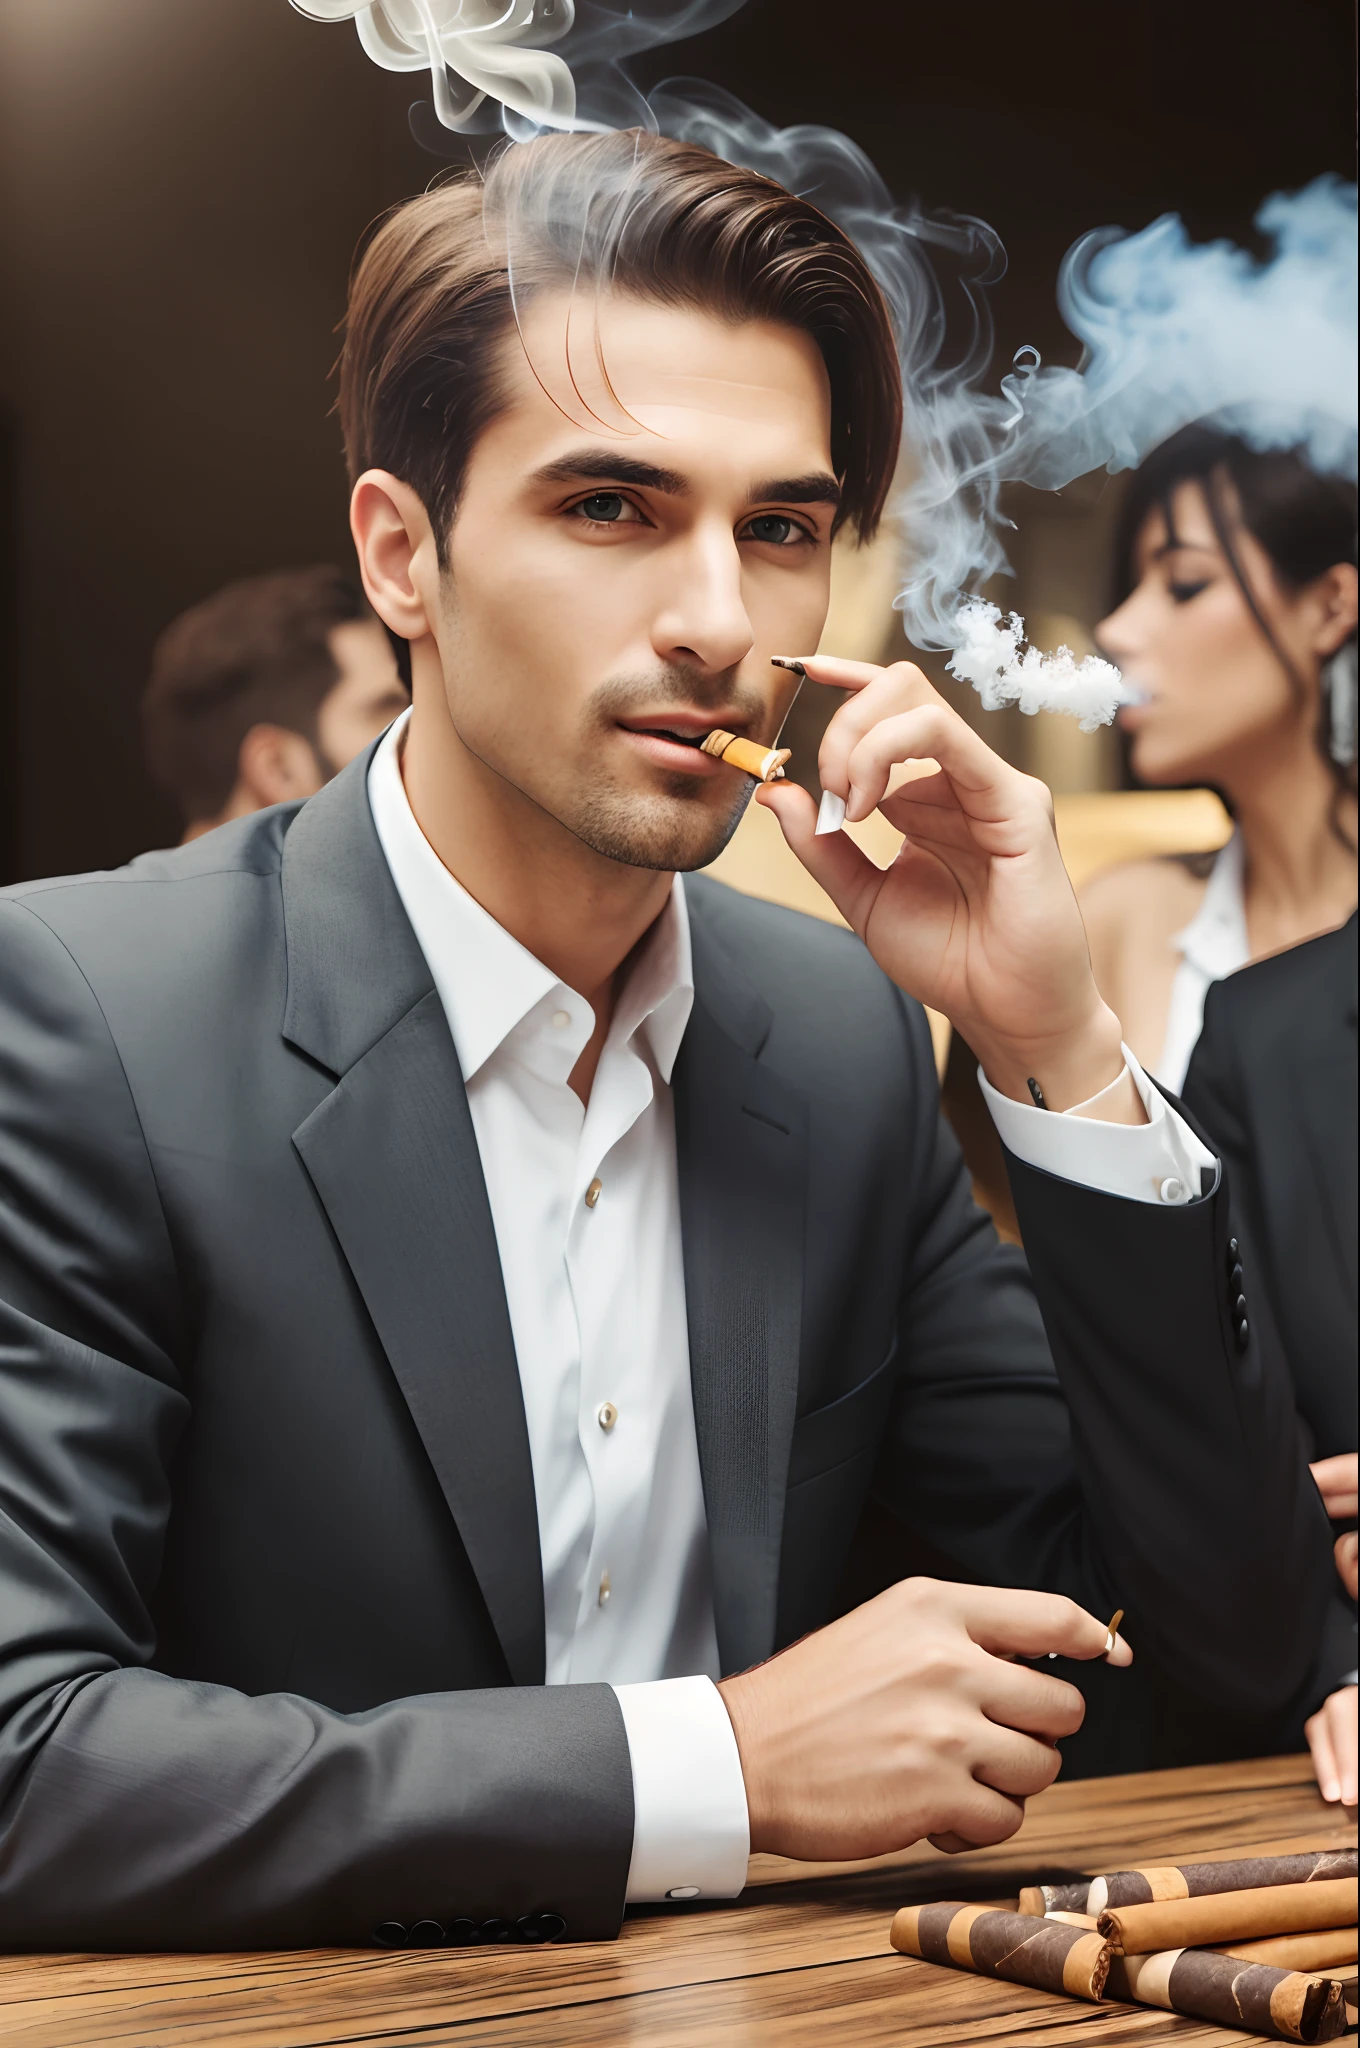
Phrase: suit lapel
[
  {"left": 677, "top": 886, "right": 808, "bottom": 1676},
  {"left": 281, "top": 756, "right": 545, "bottom": 1686}
]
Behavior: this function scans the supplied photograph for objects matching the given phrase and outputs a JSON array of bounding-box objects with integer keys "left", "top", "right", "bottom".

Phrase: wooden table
[{"left": 2, "top": 1755, "right": 1354, "bottom": 2046}]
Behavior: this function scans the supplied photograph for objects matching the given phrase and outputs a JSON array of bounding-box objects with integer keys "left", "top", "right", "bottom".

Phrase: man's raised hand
[
  {"left": 716, "top": 1578, "right": 1131, "bottom": 1863},
  {"left": 759, "top": 656, "right": 1140, "bottom": 1115}
]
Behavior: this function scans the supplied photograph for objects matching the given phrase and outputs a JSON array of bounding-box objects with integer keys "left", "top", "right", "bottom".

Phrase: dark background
[{"left": 0, "top": 0, "right": 1354, "bottom": 881}]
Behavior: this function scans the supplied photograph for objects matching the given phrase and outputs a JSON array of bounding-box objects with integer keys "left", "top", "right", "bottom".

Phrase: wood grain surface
[{"left": 1, "top": 1754, "right": 1353, "bottom": 2047}]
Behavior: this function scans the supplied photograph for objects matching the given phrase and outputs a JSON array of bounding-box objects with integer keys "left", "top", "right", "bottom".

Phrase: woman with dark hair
[
  {"left": 1082, "top": 424, "right": 1357, "bottom": 1801},
  {"left": 1080, "top": 424, "right": 1357, "bottom": 1090}
]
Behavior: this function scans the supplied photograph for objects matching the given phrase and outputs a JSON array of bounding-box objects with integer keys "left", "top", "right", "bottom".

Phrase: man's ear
[
  {"left": 350, "top": 470, "right": 440, "bottom": 646},
  {"left": 1312, "top": 561, "right": 1359, "bottom": 660}
]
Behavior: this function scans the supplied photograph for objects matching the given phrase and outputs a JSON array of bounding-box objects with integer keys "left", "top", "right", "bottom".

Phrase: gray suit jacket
[{"left": 0, "top": 753, "right": 1332, "bottom": 1949}]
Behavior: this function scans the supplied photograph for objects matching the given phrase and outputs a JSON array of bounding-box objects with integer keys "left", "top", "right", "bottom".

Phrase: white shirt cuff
[
  {"left": 979, "top": 1044, "right": 1218, "bottom": 1207},
  {"left": 611, "top": 1676, "right": 750, "bottom": 1902}
]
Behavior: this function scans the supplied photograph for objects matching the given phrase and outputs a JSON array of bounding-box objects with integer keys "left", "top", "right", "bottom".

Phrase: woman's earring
[{"left": 1324, "top": 639, "right": 1357, "bottom": 766}]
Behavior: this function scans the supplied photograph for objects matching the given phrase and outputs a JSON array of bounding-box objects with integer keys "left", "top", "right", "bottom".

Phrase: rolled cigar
[
  {"left": 1106, "top": 1949, "right": 1349, "bottom": 2043},
  {"left": 890, "top": 1901, "right": 1110, "bottom": 2001},
  {"left": 1212, "top": 1929, "right": 1359, "bottom": 1971},
  {"left": 1044, "top": 1909, "right": 1100, "bottom": 1929},
  {"left": 698, "top": 729, "right": 791, "bottom": 782},
  {"left": 1098, "top": 1876, "right": 1357, "bottom": 1954},
  {"left": 1089, "top": 1848, "right": 1357, "bottom": 1914},
  {"left": 1018, "top": 1880, "right": 1091, "bottom": 1916}
]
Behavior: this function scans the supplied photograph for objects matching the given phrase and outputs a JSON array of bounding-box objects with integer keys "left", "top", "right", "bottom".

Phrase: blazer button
[
  {"left": 1235, "top": 1318, "right": 1250, "bottom": 1352},
  {"left": 373, "top": 1922, "right": 408, "bottom": 1947},
  {"left": 1229, "top": 1263, "right": 1245, "bottom": 1296},
  {"left": 408, "top": 1919, "right": 446, "bottom": 1945},
  {"left": 1226, "top": 1235, "right": 1239, "bottom": 1268},
  {"left": 447, "top": 1918, "right": 480, "bottom": 1946},
  {"left": 480, "top": 1917, "right": 512, "bottom": 1942},
  {"left": 1234, "top": 1293, "right": 1248, "bottom": 1320}
]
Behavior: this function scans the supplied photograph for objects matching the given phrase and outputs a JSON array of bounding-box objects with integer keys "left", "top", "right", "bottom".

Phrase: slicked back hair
[{"left": 339, "top": 129, "right": 903, "bottom": 565}]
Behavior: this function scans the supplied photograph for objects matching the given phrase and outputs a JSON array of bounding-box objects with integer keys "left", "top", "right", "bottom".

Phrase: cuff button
[
  {"left": 409, "top": 1920, "right": 446, "bottom": 1946},
  {"left": 480, "top": 1917, "right": 512, "bottom": 1943},
  {"left": 666, "top": 1885, "right": 701, "bottom": 1900},
  {"left": 373, "top": 1922, "right": 408, "bottom": 1948},
  {"left": 447, "top": 1919, "right": 480, "bottom": 1946}
]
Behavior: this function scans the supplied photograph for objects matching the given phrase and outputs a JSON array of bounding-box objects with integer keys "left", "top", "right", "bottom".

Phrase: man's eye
[
  {"left": 744, "top": 513, "right": 806, "bottom": 546},
  {"left": 573, "top": 492, "right": 636, "bottom": 524},
  {"left": 1168, "top": 578, "right": 1211, "bottom": 604}
]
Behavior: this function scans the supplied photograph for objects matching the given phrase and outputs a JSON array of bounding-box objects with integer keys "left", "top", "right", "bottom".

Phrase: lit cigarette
[{"left": 698, "top": 729, "right": 791, "bottom": 782}]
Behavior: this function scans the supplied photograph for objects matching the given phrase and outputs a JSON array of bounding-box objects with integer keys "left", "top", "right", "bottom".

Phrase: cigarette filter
[
  {"left": 1106, "top": 1948, "right": 1350, "bottom": 2043},
  {"left": 1098, "top": 1876, "right": 1357, "bottom": 1954},
  {"left": 890, "top": 1901, "right": 1110, "bottom": 2002},
  {"left": 1088, "top": 1848, "right": 1357, "bottom": 1915},
  {"left": 698, "top": 729, "right": 791, "bottom": 783},
  {"left": 1212, "top": 1929, "right": 1358, "bottom": 1971}
]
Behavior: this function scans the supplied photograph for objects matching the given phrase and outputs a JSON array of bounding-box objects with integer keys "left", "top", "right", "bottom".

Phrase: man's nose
[{"left": 651, "top": 526, "right": 754, "bottom": 678}]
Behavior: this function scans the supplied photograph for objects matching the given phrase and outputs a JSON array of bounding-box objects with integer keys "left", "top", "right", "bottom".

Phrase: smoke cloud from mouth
[{"left": 296, "top": 5, "right": 1357, "bottom": 733}]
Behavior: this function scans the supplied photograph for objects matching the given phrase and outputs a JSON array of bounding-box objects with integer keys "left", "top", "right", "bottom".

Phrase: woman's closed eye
[{"left": 1168, "top": 577, "right": 1212, "bottom": 604}]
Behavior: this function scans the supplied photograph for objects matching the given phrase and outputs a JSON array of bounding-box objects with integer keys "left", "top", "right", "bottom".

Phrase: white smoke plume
[
  {"left": 289, "top": 1, "right": 747, "bottom": 138},
  {"left": 294, "top": 6, "right": 1357, "bottom": 731},
  {"left": 925, "top": 176, "right": 1358, "bottom": 726}
]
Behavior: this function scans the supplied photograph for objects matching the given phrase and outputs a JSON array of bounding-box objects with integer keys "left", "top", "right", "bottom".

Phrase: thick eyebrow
[
  {"left": 531, "top": 451, "right": 689, "bottom": 495},
  {"left": 747, "top": 473, "right": 841, "bottom": 511},
  {"left": 529, "top": 450, "right": 842, "bottom": 514}
]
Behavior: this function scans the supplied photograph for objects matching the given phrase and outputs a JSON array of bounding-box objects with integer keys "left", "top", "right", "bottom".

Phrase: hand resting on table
[{"left": 717, "top": 1578, "right": 1130, "bottom": 1862}]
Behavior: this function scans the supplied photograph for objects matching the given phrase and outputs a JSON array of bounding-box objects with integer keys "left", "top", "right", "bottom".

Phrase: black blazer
[
  {"left": 1183, "top": 917, "right": 1358, "bottom": 1701},
  {"left": 0, "top": 752, "right": 1331, "bottom": 1950},
  {"left": 1183, "top": 916, "right": 1357, "bottom": 1459}
]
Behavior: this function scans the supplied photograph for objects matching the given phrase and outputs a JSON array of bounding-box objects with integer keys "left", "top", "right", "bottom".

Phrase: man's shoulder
[
  {"left": 684, "top": 872, "right": 888, "bottom": 983},
  {"left": 4, "top": 805, "right": 298, "bottom": 912},
  {"left": 0, "top": 806, "right": 302, "bottom": 1001},
  {"left": 684, "top": 872, "right": 926, "bottom": 1052}
]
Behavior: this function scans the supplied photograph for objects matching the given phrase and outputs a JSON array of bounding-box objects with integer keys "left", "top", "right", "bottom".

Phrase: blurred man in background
[{"left": 142, "top": 565, "right": 408, "bottom": 843}]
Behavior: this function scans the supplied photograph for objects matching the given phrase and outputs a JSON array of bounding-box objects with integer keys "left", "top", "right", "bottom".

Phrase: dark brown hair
[
  {"left": 1114, "top": 424, "right": 1358, "bottom": 833},
  {"left": 338, "top": 128, "right": 903, "bottom": 567},
  {"left": 142, "top": 565, "right": 375, "bottom": 823}
]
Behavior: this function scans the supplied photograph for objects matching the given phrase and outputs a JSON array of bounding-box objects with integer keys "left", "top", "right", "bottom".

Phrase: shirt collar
[
  {"left": 366, "top": 709, "right": 693, "bottom": 1085},
  {"left": 1170, "top": 827, "right": 1249, "bottom": 982}
]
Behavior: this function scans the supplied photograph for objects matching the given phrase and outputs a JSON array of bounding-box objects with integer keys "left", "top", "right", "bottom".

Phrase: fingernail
[
  {"left": 770, "top": 656, "right": 807, "bottom": 677},
  {"left": 815, "top": 790, "right": 846, "bottom": 836},
  {"left": 1322, "top": 1782, "right": 1341, "bottom": 1803}
]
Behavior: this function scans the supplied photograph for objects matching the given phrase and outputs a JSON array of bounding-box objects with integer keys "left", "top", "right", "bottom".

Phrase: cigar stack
[{"left": 891, "top": 1847, "right": 1357, "bottom": 2043}]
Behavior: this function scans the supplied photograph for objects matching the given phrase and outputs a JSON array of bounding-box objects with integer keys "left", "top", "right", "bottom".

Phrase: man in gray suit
[{"left": 0, "top": 130, "right": 1332, "bottom": 1950}]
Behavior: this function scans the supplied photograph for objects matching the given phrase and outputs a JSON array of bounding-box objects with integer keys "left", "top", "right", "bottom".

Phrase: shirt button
[
  {"left": 585, "top": 1178, "right": 602, "bottom": 1209},
  {"left": 597, "top": 1401, "right": 618, "bottom": 1433},
  {"left": 598, "top": 1569, "right": 611, "bottom": 1607},
  {"left": 552, "top": 1009, "right": 571, "bottom": 1029},
  {"left": 1159, "top": 1177, "right": 1184, "bottom": 1204}
]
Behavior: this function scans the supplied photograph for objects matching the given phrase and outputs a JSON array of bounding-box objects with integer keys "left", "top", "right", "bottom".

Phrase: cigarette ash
[{"left": 946, "top": 599, "right": 1132, "bottom": 730}]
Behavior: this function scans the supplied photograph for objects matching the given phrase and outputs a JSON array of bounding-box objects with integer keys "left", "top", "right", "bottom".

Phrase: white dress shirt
[
  {"left": 1158, "top": 830, "right": 1249, "bottom": 1093},
  {"left": 368, "top": 710, "right": 1216, "bottom": 1902}
]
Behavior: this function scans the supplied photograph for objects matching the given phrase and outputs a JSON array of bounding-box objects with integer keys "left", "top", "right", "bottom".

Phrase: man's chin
[{"left": 565, "top": 782, "right": 753, "bottom": 873}]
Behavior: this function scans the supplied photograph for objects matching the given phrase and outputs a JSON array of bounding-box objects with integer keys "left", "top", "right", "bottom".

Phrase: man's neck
[{"left": 397, "top": 690, "right": 676, "bottom": 1009}]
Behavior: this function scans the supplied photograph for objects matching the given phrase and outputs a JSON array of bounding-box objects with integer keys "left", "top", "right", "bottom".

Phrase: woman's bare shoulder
[{"left": 1078, "top": 855, "right": 1210, "bottom": 939}]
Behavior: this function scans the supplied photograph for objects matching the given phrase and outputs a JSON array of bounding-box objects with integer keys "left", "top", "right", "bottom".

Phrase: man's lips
[{"left": 615, "top": 715, "right": 758, "bottom": 774}]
